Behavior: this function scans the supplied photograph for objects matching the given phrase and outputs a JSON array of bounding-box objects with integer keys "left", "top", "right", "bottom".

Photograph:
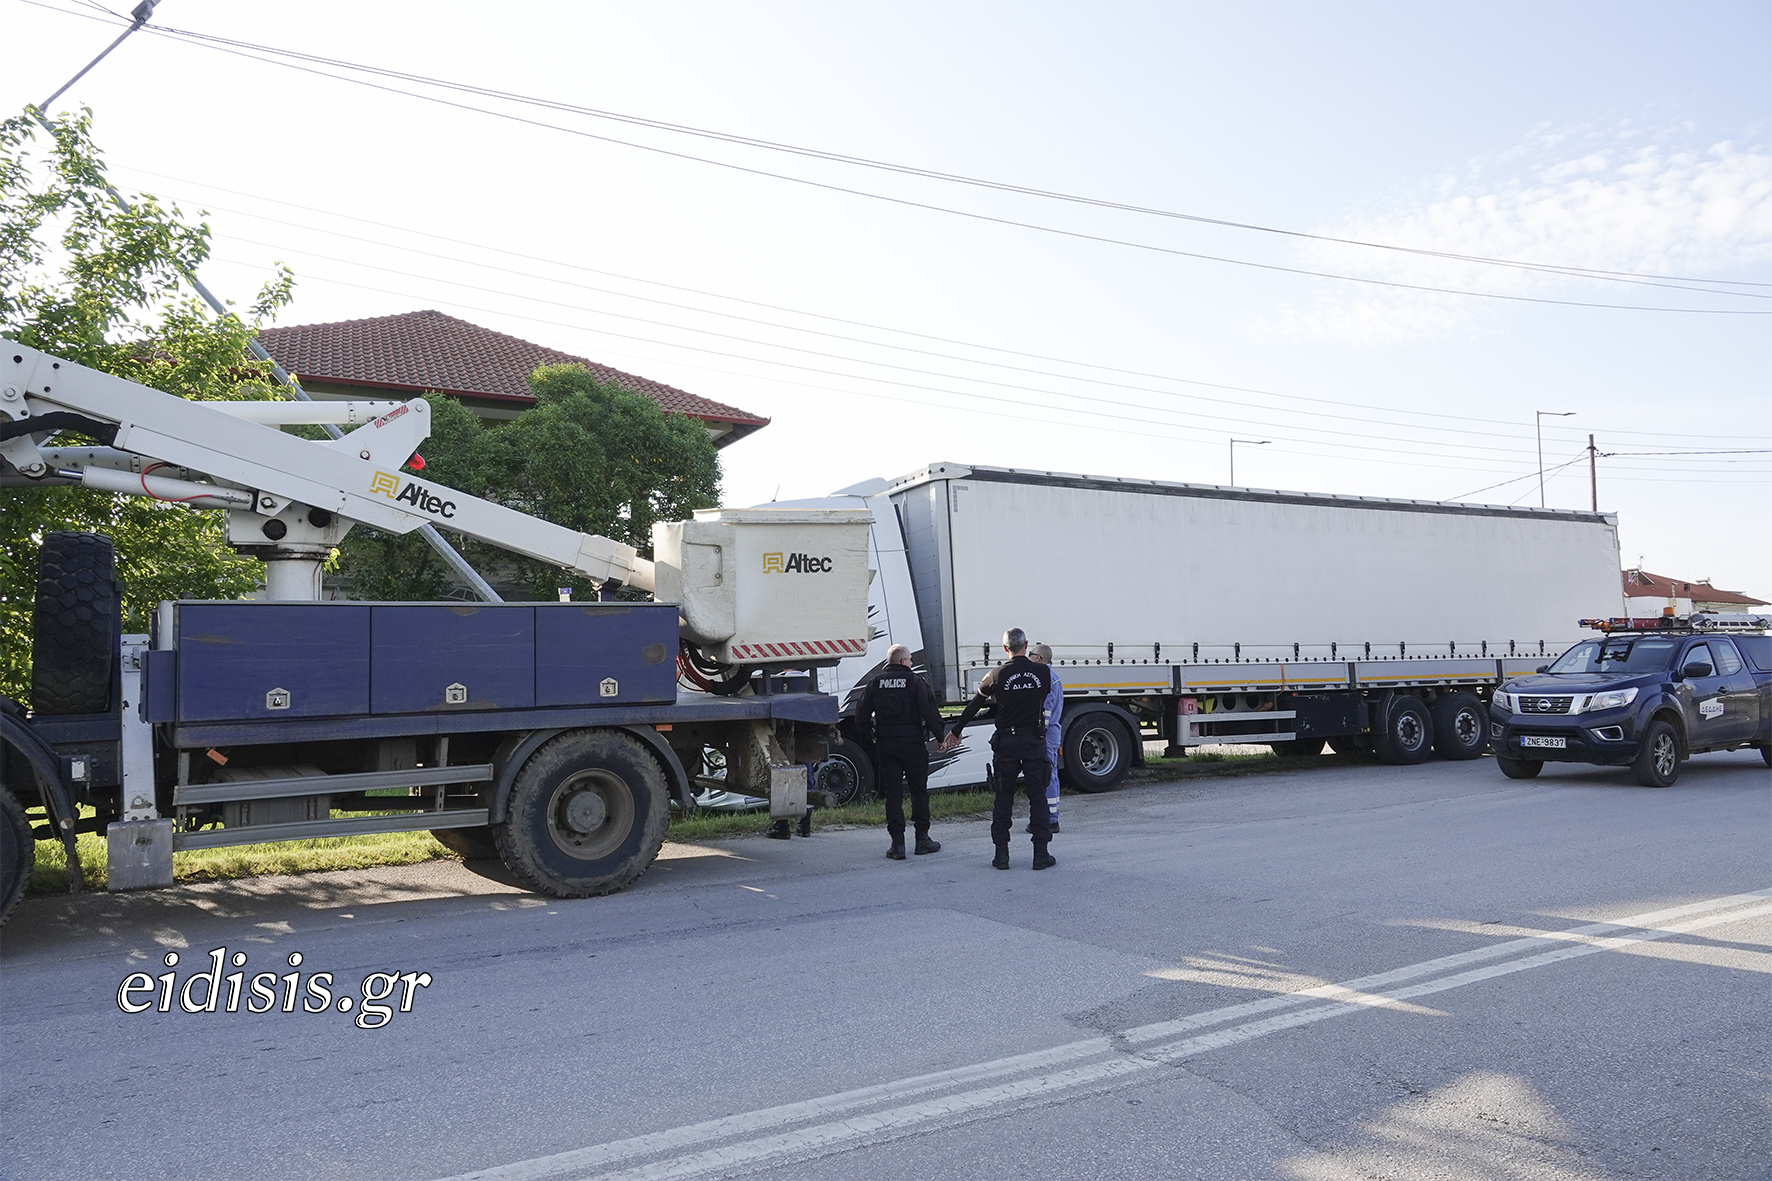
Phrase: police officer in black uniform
[
  {"left": 857, "top": 644, "right": 947, "bottom": 860},
  {"left": 949, "top": 628, "right": 1056, "bottom": 871}
]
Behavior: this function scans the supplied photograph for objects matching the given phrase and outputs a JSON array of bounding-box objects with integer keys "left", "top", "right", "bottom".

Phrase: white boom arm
[{"left": 0, "top": 345, "right": 654, "bottom": 592}]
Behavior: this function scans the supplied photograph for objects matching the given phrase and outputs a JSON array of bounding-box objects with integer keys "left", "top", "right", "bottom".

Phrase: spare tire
[{"left": 31, "top": 532, "right": 119, "bottom": 715}]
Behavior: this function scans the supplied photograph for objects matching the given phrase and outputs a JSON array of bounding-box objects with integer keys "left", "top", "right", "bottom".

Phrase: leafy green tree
[
  {"left": 334, "top": 363, "right": 722, "bottom": 601},
  {"left": 1, "top": 109, "right": 292, "bottom": 704}
]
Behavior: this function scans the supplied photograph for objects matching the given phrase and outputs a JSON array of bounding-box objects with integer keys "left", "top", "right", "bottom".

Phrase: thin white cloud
[{"left": 1279, "top": 126, "right": 1772, "bottom": 342}]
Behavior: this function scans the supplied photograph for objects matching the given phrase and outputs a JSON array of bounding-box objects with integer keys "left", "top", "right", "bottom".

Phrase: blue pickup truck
[{"left": 1489, "top": 616, "right": 1772, "bottom": 787}]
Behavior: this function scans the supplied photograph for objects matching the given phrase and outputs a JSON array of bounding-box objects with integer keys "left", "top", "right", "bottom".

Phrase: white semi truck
[{"left": 793, "top": 462, "right": 1624, "bottom": 799}]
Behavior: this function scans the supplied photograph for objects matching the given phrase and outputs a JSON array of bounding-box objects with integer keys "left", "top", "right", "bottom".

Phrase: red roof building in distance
[
  {"left": 259, "top": 310, "right": 769, "bottom": 448},
  {"left": 1621, "top": 568, "right": 1769, "bottom": 612}
]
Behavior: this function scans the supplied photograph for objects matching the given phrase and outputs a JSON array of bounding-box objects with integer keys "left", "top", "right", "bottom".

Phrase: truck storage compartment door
[
  {"left": 175, "top": 603, "right": 371, "bottom": 722},
  {"left": 372, "top": 606, "right": 535, "bottom": 713},
  {"left": 535, "top": 604, "right": 678, "bottom": 706}
]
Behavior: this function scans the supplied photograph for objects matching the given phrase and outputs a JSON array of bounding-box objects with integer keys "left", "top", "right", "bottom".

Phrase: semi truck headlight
[{"left": 1582, "top": 687, "right": 1638, "bottom": 712}]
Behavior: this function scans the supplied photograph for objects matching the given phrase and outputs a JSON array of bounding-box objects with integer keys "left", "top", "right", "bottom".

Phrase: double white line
[{"left": 441, "top": 889, "right": 1772, "bottom": 1181}]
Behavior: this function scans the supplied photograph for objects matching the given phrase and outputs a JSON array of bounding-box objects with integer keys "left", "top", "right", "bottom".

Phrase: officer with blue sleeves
[
  {"left": 1029, "top": 642, "right": 1062, "bottom": 833},
  {"left": 949, "top": 627, "right": 1056, "bottom": 871}
]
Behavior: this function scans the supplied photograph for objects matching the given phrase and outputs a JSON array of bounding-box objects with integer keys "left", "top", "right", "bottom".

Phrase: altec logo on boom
[
  {"left": 370, "top": 471, "right": 456, "bottom": 519},
  {"left": 763, "top": 552, "right": 833, "bottom": 573}
]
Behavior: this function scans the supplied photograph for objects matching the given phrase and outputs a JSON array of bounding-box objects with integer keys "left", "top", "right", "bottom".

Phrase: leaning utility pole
[{"left": 1588, "top": 434, "right": 1598, "bottom": 512}]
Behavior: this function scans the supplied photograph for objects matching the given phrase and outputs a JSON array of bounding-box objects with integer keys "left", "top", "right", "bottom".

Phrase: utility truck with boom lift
[{"left": 0, "top": 344, "right": 871, "bottom": 923}]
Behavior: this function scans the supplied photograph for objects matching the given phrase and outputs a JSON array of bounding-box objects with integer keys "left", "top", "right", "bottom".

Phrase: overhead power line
[
  {"left": 211, "top": 256, "right": 1768, "bottom": 487},
  {"left": 26, "top": 1, "right": 1765, "bottom": 316},
  {"left": 125, "top": 14, "right": 1772, "bottom": 298},
  {"left": 115, "top": 165, "right": 1772, "bottom": 447},
  {"left": 218, "top": 235, "right": 1568, "bottom": 462}
]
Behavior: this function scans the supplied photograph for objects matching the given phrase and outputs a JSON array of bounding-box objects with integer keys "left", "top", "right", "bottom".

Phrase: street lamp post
[
  {"left": 1535, "top": 411, "right": 1575, "bottom": 507},
  {"left": 1230, "top": 439, "right": 1269, "bottom": 487}
]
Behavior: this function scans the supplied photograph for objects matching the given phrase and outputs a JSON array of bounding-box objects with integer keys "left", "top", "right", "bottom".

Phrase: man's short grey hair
[
  {"left": 886, "top": 644, "right": 912, "bottom": 665},
  {"left": 1029, "top": 642, "right": 1052, "bottom": 663},
  {"left": 1003, "top": 627, "right": 1028, "bottom": 653}
]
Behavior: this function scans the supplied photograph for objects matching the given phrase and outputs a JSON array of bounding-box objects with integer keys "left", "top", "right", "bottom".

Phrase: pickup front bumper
[{"left": 1489, "top": 706, "right": 1644, "bottom": 766}]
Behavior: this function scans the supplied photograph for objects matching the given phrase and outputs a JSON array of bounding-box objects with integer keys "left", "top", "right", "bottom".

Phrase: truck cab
[{"left": 1489, "top": 616, "right": 1772, "bottom": 786}]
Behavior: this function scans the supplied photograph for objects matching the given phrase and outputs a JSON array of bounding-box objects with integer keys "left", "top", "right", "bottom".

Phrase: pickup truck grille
[{"left": 1518, "top": 695, "right": 1574, "bottom": 715}]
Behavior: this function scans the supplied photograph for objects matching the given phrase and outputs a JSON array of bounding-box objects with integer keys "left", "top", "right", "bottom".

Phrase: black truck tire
[
  {"left": 1431, "top": 692, "right": 1488, "bottom": 760},
  {"left": 431, "top": 825, "right": 500, "bottom": 860},
  {"left": 1, "top": 787, "right": 32, "bottom": 927},
  {"left": 1371, "top": 695, "right": 1434, "bottom": 765},
  {"left": 31, "top": 532, "right": 119, "bottom": 715},
  {"left": 1633, "top": 720, "right": 1682, "bottom": 788},
  {"left": 495, "top": 729, "right": 669, "bottom": 897},
  {"left": 1496, "top": 755, "right": 1542, "bottom": 779},
  {"left": 814, "top": 736, "right": 876, "bottom": 807},
  {"left": 1062, "top": 712, "right": 1132, "bottom": 793},
  {"left": 1761, "top": 745, "right": 1772, "bottom": 768}
]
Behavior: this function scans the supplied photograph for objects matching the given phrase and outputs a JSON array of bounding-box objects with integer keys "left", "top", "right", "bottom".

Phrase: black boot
[
  {"left": 1032, "top": 847, "right": 1056, "bottom": 870},
  {"left": 766, "top": 819, "right": 792, "bottom": 840},
  {"left": 797, "top": 811, "right": 813, "bottom": 837},
  {"left": 914, "top": 834, "right": 941, "bottom": 855},
  {"left": 992, "top": 846, "right": 1010, "bottom": 870},
  {"left": 887, "top": 838, "right": 906, "bottom": 860}
]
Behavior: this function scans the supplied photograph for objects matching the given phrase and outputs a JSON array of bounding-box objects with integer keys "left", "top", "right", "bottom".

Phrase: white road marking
[{"left": 436, "top": 889, "right": 1771, "bottom": 1181}]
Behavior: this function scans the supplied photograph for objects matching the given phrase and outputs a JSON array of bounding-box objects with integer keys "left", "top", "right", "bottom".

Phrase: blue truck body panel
[
  {"left": 535, "top": 604, "right": 676, "bottom": 707},
  {"left": 167, "top": 692, "right": 835, "bottom": 748},
  {"left": 175, "top": 603, "right": 372, "bottom": 722},
  {"left": 160, "top": 601, "right": 680, "bottom": 727},
  {"left": 371, "top": 604, "right": 537, "bottom": 713}
]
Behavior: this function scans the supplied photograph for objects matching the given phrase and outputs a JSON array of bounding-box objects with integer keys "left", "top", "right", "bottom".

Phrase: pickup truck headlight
[
  {"left": 1580, "top": 687, "right": 1638, "bottom": 713},
  {"left": 1492, "top": 692, "right": 1514, "bottom": 713}
]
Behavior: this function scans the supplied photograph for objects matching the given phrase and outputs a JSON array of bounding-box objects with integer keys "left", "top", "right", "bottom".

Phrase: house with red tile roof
[
  {"left": 259, "top": 310, "right": 768, "bottom": 447},
  {"left": 1622, "top": 568, "right": 1768, "bottom": 615}
]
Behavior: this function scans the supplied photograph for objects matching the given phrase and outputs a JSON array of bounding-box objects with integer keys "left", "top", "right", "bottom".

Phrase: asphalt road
[{"left": 3, "top": 750, "right": 1768, "bottom": 1181}]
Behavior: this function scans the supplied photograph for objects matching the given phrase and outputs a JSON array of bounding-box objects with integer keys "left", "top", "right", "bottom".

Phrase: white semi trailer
[{"left": 790, "top": 462, "right": 1624, "bottom": 799}]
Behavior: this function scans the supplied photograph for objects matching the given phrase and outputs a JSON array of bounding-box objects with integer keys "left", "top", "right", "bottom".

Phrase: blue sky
[{"left": 5, "top": 1, "right": 1768, "bottom": 596}]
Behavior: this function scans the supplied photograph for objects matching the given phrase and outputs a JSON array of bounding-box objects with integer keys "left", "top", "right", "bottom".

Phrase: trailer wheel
[
  {"left": 1761, "top": 745, "right": 1772, "bottom": 769},
  {"left": 1496, "top": 755, "right": 1542, "bottom": 779},
  {"left": 1062, "top": 713, "right": 1131, "bottom": 793},
  {"left": 1269, "top": 738, "right": 1326, "bottom": 758},
  {"left": 31, "top": 532, "right": 119, "bottom": 715},
  {"left": 1, "top": 787, "right": 32, "bottom": 927},
  {"left": 814, "top": 737, "right": 875, "bottom": 807},
  {"left": 495, "top": 730, "right": 669, "bottom": 897},
  {"left": 431, "top": 825, "right": 500, "bottom": 860},
  {"left": 1371, "top": 695, "right": 1433, "bottom": 765},
  {"left": 1632, "top": 720, "right": 1682, "bottom": 788},
  {"left": 1430, "top": 693, "right": 1488, "bottom": 760}
]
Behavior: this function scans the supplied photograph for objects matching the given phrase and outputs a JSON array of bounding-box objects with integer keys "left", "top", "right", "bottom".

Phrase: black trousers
[
  {"left": 991, "top": 731, "right": 1051, "bottom": 848},
  {"left": 876, "top": 737, "right": 931, "bottom": 839}
]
